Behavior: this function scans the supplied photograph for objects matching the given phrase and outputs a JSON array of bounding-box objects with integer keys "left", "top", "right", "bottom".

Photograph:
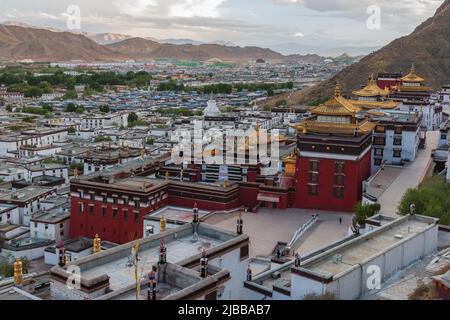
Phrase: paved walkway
[
  {"left": 205, "top": 208, "right": 351, "bottom": 258},
  {"left": 378, "top": 131, "right": 439, "bottom": 217}
]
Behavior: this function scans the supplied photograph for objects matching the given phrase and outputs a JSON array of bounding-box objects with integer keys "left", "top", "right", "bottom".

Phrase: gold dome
[
  {"left": 400, "top": 64, "right": 425, "bottom": 83},
  {"left": 352, "top": 75, "right": 390, "bottom": 97}
]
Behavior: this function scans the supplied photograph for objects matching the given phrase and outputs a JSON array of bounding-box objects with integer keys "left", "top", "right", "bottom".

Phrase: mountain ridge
[{"left": 273, "top": 0, "right": 450, "bottom": 106}]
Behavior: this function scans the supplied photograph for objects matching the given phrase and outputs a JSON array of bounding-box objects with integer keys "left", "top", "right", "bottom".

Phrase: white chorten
[{"left": 203, "top": 100, "right": 221, "bottom": 117}]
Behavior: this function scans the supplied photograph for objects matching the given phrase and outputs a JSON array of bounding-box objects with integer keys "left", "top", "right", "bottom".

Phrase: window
[
  {"left": 308, "top": 185, "right": 318, "bottom": 196},
  {"left": 334, "top": 175, "right": 345, "bottom": 186},
  {"left": 79, "top": 203, "right": 83, "bottom": 213},
  {"left": 240, "top": 245, "right": 249, "bottom": 260},
  {"left": 309, "top": 172, "right": 319, "bottom": 183},
  {"left": 374, "top": 158, "right": 382, "bottom": 166},
  {"left": 113, "top": 209, "right": 118, "bottom": 219},
  {"left": 89, "top": 206, "right": 95, "bottom": 216},
  {"left": 441, "top": 134, "right": 448, "bottom": 140},
  {"left": 394, "top": 126, "right": 403, "bottom": 135},
  {"left": 333, "top": 187, "right": 344, "bottom": 199},
  {"left": 374, "top": 148, "right": 384, "bottom": 156},
  {"left": 45, "top": 224, "right": 49, "bottom": 230},
  {"left": 113, "top": 198, "right": 118, "bottom": 205},
  {"left": 393, "top": 149, "right": 402, "bottom": 158},
  {"left": 90, "top": 194, "right": 95, "bottom": 201},
  {"left": 102, "top": 207, "right": 107, "bottom": 217},
  {"left": 134, "top": 212, "right": 139, "bottom": 223},
  {"left": 334, "top": 161, "right": 346, "bottom": 174},
  {"left": 309, "top": 160, "right": 319, "bottom": 172},
  {"left": 373, "top": 137, "right": 386, "bottom": 145},
  {"left": 123, "top": 210, "right": 129, "bottom": 220},
  {"left": 375, "top": 125, "right": 386, "bottom": 133},
  {"left": 393, "top": 137, "right": 402, "bottom": 146}
]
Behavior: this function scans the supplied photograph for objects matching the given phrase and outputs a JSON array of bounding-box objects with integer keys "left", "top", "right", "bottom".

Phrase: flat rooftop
[
  {"left": 53, "top": 223, "right": 247, "bottom": 295},
  {"left": 364, "top": 166, "right": 403, "bottom": 200},
  {"left": 206, "top": 208, "right": 351, "bottom": 258},
  {"left": 303, "top": 216, "right": 437, "bottom": 277},
  {"left": 144, "top": 206, "right": 210, "bottom": 223},
  {"left": 113, "top": 177, "right": 167, "bottom": 191},
  {"left": 31, "top": 204, "right": 70, "bottom": 224},
  {"left": 0, "top": 203, "right": 18, "bottom": 213},
  {"left": 0, "top": 287, "right": 41, "bottom": 301},
  {"left": 81, "top": 232, "right": 221, "bottom": 291},
  {"left": 0, "top": 186, "right": 55, "bottom": 202}
]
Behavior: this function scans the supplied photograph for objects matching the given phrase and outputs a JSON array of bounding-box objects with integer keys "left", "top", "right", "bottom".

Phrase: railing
[{"left": 285, "top": 214, "right": 319, "bottom": 251}]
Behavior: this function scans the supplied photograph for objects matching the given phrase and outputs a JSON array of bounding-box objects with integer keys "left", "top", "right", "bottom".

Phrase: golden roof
[
  {"left": 350, "top": 99, "right": 399, "bottom": 110},
  {"left": 352, "top": 75, "right": 390, "bottom": 97},
  {"left": 282, "top": 153, "right": 297, "bottom": 164},
  {"left": 396, "top": 85, "right": 432, "bottom": 92},
  {"left": 311, "top": 83, "right": 361, "bottom": 116},
  {"left": 295, "top": 119, "right": 376, "bottom": 136},
  {"left": 400, "top": 64, "right": 425, "bottom": 83}
]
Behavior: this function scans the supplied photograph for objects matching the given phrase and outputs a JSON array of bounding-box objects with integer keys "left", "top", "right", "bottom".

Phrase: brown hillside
[
  {"left": 282, "top": 0, "right": 450, "bottom": 106},
  {"left": 107, "top": 38, "right": 285, "bottom": 63},
  {"left": 0, "top": 25, "right": 119, "bottom": 62}
]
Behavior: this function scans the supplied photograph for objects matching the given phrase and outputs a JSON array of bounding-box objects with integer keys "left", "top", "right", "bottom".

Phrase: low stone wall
[{"left": 438, "top": 225, "right": 450, "bottom": 249}]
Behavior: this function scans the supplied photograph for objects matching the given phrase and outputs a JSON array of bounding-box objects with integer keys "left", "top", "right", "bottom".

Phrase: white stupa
[{"left": 203, "top": 100, "right": 221, "bottom": 117}]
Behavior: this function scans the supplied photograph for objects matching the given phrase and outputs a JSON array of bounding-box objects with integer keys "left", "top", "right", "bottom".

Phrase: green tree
[
  {"left": 353, "top": 202, "right": 381, "bottom": 225},
  {"left": 39, "top": 81, "right": 53, "bottom": 94},
  {"left": 309, "top": 97, "right": 330, "bottom": 107},
  {"left": 128, "top": 112, "right": 139, "bottom": 123},
  {"left": 99, "top": 105, "right": 110, "bottom": 113},
  {"left": 42, "top": 104, "right": 53, "bottom": 112},
  {"left": 398, "top": 176, "right": 450, "bottom": 225},
  {"left": 63, "top": 90, "right": 78, "bottom": 100},
  {"left": 24, "top": 86, "right": 43, "bottom": 98},
  {"left": 75, "top": 106, "right": 85, "bottom": 114},
  {"left": 22, "top": 116, "right": 35, "bottom": 123},
  {"left": 65, "top": 102, "right": 77, "bottom": 113},
  {"left": 94, "top": 135, "right": 112, "bottom": 143}
]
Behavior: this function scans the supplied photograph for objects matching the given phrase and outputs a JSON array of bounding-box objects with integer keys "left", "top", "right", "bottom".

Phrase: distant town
[
  {"left": 0, "top": 0, "right": 450, "bottom": 305},
  {"left": 0, "top": 55, "right": 448, "bottom": 302}
]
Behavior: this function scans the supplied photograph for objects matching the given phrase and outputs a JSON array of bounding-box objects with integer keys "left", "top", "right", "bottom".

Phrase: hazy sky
[{"left": 0, "top": 0, "right": 444, "bottom": 48}]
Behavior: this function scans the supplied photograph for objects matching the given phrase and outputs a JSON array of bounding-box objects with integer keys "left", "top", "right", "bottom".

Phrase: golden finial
[
  {"left": 411, "top": 63, "right": 415, "bottom": 74},
  {"left": 140, "top": 148, "right": 145, "bottom": 159},
  {"left": 74, "top": 168, "right": 78, "bottom": 177},
  {"left": 334, "top": 81, "right": 342, "bottom": 97},
  {"left": 13, "top": 258, "right": 23, "bottom": 286},
  {"left": 165, "top": 171, "right": 170, "bottom": 180},
  {"left": 160, "top": 216, "right": 167, "bottom": 233},
  {"left": 93, "top": 234, "right": 101, "bottom": 254},
  {"left": 223, "top": 180, "right": 228, "bottom": 188},
  {"left": 256, "top": 122, "right": 261, "bottom": 132}
]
